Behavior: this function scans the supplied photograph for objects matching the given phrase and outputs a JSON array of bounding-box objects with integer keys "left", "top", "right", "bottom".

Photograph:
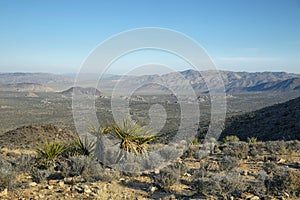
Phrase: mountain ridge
[{"left": 1, "top": 70, "right": 300, "bottom": 93}]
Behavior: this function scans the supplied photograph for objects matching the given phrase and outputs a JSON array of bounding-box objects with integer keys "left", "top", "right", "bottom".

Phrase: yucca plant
[
  {"left": 222, "top": 135, "right": 240, "bottom": 144},
  {"left": 247, "top": 137, "right": 257, "bottom": 144},
  {"left": 96, "top": 118, "right": 156, "bottom": 155},
  {"left": 70, "top": 136, "right": 96, "bottom": 157},
  {"left": 36, "top": 141, "right": 67, "bottom": 168}
]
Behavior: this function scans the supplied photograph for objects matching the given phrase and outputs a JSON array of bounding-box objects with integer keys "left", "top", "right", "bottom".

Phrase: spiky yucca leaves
[
  {"left": 95, "top": 118, "right": 156, "bottom": 155},
  {"left": 70, "top": 136, "right": 96, "bottom": 157},
  {"left": 36, "top": 141, "right": 67, "bottom": 168}
]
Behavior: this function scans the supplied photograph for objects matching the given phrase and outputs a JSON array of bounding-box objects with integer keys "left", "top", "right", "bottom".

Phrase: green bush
[
  {"left": 69, "top": 136, "right": 95, "bottom": 157},
  {"left": 247, "top": 137, "right": 257, "bottom": 143},
  {"left": 36, "top": 141, "right": 68, "bottom": 168},
  {"left": 222, "top": 135, "right": 240, "bottom": 143},
  {"left": 222, "top": 142, "right": 249, "bottom": 159}
]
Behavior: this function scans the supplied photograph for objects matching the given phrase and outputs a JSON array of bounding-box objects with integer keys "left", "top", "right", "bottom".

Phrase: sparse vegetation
[
  {"left": 69, "top": 136, "right": 95, "bottom": 157},
  {"left": 222, "top": 135, "right": 240, "bottom": 143},
  {"left": 36, "top": 141, "right": 68, "bottom": 168},
  {"left": 247, "top": 137, "right": 257, "bottom": 143},
  {"left": 155, "top": 165, "right": 180, "bottom": 190},
  {"left": 97, "top": 118, "right": 157, "bottom": 155}
]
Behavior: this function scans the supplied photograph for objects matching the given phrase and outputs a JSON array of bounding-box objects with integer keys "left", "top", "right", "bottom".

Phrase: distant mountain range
[
  {"left": 220, "top": 96, "right": 300, "bottom": 141},
  {"left": 112, "top": 70, "right": 300, "bottom": 94},
  {"left": 1, "top": 70, "right": 300, "bottom": 94},
  {"left": 0, "top": 72, "right": 73, "bottom": 90},
  {"left": 0, "top": 83, "right": 55, "bottom": 92}
]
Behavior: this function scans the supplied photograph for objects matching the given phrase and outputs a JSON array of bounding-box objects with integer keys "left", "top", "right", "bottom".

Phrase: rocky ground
[{"left": 0, "top": 125, "right": 300, "bottom": 199}]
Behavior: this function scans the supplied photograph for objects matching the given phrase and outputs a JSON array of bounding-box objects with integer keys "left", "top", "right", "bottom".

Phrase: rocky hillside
[
  {"left": 220, "top": 96, "right": 300, "bottom": 141},
  {"left": 60, "top": 87, "right": 102, "bottom": 97}
]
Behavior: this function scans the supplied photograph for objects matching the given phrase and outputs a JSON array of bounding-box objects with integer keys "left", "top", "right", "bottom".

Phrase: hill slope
[
  {"left": 0, "top": 124, "right": 76, "bottom": 149},
  {"left": 60, "top": 86, "right": 102, "bottom": 97},
  {"left": 220, "top": 96, "right": 300, "bottom": 141}
]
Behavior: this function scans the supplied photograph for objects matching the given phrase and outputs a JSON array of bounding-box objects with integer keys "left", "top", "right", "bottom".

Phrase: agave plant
[
  {"left": 95, "top": 118, "right": 156, "bottom": 155},
  {"left": 36, "top": 141, "right": 67, "bottom": 168},
  {"left": 70, "top": 136, "right": 96, "bottom": 157}
]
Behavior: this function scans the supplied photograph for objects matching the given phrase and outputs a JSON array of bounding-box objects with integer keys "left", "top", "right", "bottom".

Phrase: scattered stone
[
  {"left": 241, "top": 192, "right": 254, "bottom": 199},
  {"left": 242, "top": 170, "right": 248, "bottom": 176},
  {"left": 148, "top": 186, "right": 157, "bottom": 193},
  {"left": 250, "top": 196, "right": 260, "bottom": 200},
  {"left": 48, "top": 179, "right": 58, "bottom": 185},
  {"left": 283, "top": 192, "right": 289, "bottom": 198},
  {"left": 64, "top": 177, "right": 74, "bottom": 185},
  {"left": 119, "top": 178, "right": 125, "bottom": 182},
  {"left": 184, "top": 172, "right": 192, "bottom": 177},
  {"left": 58, "top": 180, "right": 65, "bottom": 187},
  {"left": 47, "top": 185, "right": 54, "bottom": 190},
  {"left": 72, "top": 185, "right": 84, "bottom": 193},
  {"left": 84, "top": 188, "right": 92, "bottom": 194},
  {"left": 29, "top": 182, "right": 37, "bottom": 187},
  {"left": 83, "top": 185, "right": 92, "bottom": 194},
  {"left": 159, "top": 194, "right": 176, "bottom": 200},
  {"left": 0, "top": 188, "right": 8, "bottom": 196}
]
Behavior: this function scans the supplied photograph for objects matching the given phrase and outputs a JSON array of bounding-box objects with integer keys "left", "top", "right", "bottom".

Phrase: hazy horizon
[
  {"left": 0, "top": 67, "right": 300, "bottom": 76},
  {"left": 1, "top": 1, "right": 300, "bottom": 74}
]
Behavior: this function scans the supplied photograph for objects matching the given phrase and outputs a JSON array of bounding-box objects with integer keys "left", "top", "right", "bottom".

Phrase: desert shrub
[
  {"left": 265, "top": 168, "right": 291, "bottom": 196},
  {"left": 36, "top": 141, "right": 68, "bottom": 168},
  {"left": 222, "top": 135, "right": 240, "bottom": 143},
  {"left": 263, "top": 162, "right": 277, "bottom": 174},
  {"left": 250, "top": 170, "right": 268, "bottom": 196},
  {"left": 222, "top": 142, "right": 249, "bottom": 159},
  {"left": 219, "top": 156, "right": 239, "bottom": 171},
  {"left": 286, "top": 140, "right": 300, "bottom": 152},
  {"left": 195, "top": 177, "right": 222, "bottom": 197},
  {"left": 62, "top": 156, "right": 119, "bottom": 182},
  {"left": 265, "top": 141, "right": 287, "bottom": 155},
  {"left": 155, "top": 165, "right": 180, "bottom": 190},
  {"left": 264, "top": 154, "right": 279, "bottom": 162},
  {"left": 288, "top": 169, "right": 300, "bottom": 197},
  {"left": 68, "top": 136, "right": 95, "bottom": 157},
  {"left": 0, "top": 159, "right": 16, "bottom": 191},
  {"left": 264, "top": 167, "right": 300, "bottom": 197},
  {"left": 30, "top": 168, "right": 52, "bottom": 183},
  {"left": 15, "top": 154, "right": 36, "bottom": 173},
  {"left": 195, "top": 169, "right": 245, "bottom": 199},
  {"left": 248, "top": 143, "right": 259, "bottom": 157},
  {"left": 158, "top": 144, "right": 182, "bottom": 161},
  {"left": 257, "top": 170, "right": 268, "bottom": 181},
  {"left": 181, "top": 144, "right": 200, "bottom": 159},
  {"left": 168, "top": 161, "right": 188, "bottom": 176}
]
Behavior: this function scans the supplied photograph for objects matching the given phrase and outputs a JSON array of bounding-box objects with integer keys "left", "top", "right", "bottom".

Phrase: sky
[{"left": 0, "top": 0, "right": 300, "bottom": 74}]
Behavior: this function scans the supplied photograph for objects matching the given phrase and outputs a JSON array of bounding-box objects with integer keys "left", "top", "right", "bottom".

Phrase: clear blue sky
[{"left": 0, "top": 0, "right": 299, "bottom": 74}]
